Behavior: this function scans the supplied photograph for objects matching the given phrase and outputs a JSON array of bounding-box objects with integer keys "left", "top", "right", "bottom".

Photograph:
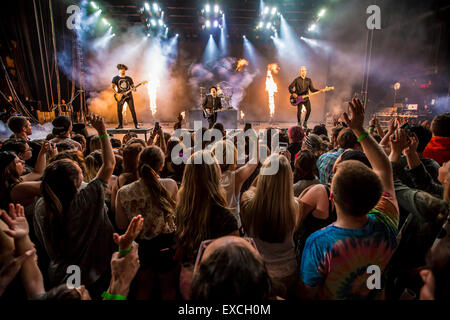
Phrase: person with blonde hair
[
  {"left": 175, "top": 150, "right": 239, "bottom": 299},
  {"left": 211, "top": 139, "right": 257, "bottom": 229},
  {"left": 241, "top": 154, "right": 302, "bottom": 298}
]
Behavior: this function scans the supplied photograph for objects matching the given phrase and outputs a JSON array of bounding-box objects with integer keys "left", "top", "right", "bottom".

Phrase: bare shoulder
[{"left": 160, "top": 178, "right": 178, "bottom": 194}]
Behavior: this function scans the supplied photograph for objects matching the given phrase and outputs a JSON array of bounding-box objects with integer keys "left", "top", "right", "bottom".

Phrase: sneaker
[{"left": 134, "top": 125, "right": 140, "bottom": 129}]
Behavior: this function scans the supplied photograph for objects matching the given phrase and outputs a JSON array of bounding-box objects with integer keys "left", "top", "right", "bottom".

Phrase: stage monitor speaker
[{"left": 187, "top": 109, "right": 238, "bottom": 130}]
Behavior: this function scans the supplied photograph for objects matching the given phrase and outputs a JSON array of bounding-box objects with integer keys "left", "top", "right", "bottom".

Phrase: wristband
[
  {"left": 99, "top": 133, "right": 109, "bottom": 140},
  {"left": 102, "top": 291, "right": 127, "bottom": 300},
  {"left": 118, "top": 241, "right": 135, "bottom": 255},
  {"left": 357, "top": 131, "right": 369, "bottom": 142}
]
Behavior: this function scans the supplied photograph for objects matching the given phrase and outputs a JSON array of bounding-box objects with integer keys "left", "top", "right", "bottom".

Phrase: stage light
[
  {"left": 147, "top": 33, "right": 151, "bottom": 37},
  {"left": 271, "top": 7, "right": 277, "bottom": 15},
  {"left": 206, "top": 20, "right": 211, "bottom": 28},
  {"left": 158, "top": 19, "right": 163, "bottom": 26},
  {"left": 308, "top": 23, "right": 316, "bottom": 31},
  {"left": 176, "top": 33, "right": 179, "bottom": 37},
  {"left": 153, "top": 3, "right": 159, "bottom": 11},
  {"left": 266, "top": 22, "right": 272, "bottom": 29},
  {"left": 102, "top": 18, "right": 109, "bottom": 26},
  {"left": 214, "top": 5, "right": 219, "bottom": 13},
  {"left": 264, "top": 7, "right": 269, "bottom": 15},
  {"left": 95, "top": 9, "right": 102, "bottom": 16},
  {"left": 151, "top": 19, "right": 156, "bottom": 26},
  {"left": 318, "top": 8, "right": 326, "bottom": 17},
  {"left": 90, "top": 1, "right": 98, "bottom": 9},
  {"left": 258, "top": 21, "right": 263, "bottom": 28},
  {"left": 243, "top": 35, "right": 246, "bottom": 38},
  {"left": 112, "top": 33, "right": 116, "bottom": 37},
  {"left": 205, "top": 4, "right": 210, "bottom": 13},
  {"left": 213, "top": 20, "right": 218, "bottom": 28},
  {"left": 144, "top": 2, "right": 150, "bottom": 11}
]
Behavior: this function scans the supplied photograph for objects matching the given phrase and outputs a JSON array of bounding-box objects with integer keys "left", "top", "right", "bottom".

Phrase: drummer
[{"left": 217, "top": 85, "right": 225, "bottom": 99}]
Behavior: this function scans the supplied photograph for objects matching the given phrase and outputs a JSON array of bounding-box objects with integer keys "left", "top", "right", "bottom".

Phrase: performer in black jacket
[
  {"left": 288, "top": 66, "right": 318, "bottom": 129},
  {"left": 202, "top": 86, "right": 222, "bottom": 129}
]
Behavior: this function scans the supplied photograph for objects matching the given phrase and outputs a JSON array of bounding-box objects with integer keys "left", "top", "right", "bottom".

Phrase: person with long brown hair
[
  {"left": 33, "top": 115, "right": 116, "bottom": 297},
  {"left": 115, "top": 146, "right": 178, "bottom": 299},
  {"left": 0, "top": 140, "right": 53, "bottom": 210},
  {"left": 176, "top": 150, "right": 239, "bottom": 299},
  {"left": 240, "top": 154, "right": 302, "bottom": 298}
]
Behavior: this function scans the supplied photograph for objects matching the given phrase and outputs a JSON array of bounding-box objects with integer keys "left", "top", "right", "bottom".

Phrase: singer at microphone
[{"left": 202, "top": 86, "right": 222, "bottom": 129}]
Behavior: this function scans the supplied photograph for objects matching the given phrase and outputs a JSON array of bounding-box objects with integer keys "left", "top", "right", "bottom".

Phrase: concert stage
[{"left": 104, "top": 120, "right": 323, "bottom": 141}]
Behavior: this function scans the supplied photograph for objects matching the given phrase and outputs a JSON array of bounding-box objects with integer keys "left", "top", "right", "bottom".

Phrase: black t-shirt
[{"left": 112, "top": 76, "right": 134, "bottom": 94}]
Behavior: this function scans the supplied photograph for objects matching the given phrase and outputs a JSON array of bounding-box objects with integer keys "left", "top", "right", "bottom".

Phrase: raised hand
[
  {"left": 403, "top": 133, "right": 419, "bottom": 156},
  {"left": 113, "top": 215, "right": 144, "bottom": 252},
  {"left": 388, "top": 118, "right": 397, "bottom": 133},
  {"left": 389, "top": 128, "right": 409, "bottom": 162},
  {"left": 0, "top": 204, "right": 29, "bottom": 239},
  {"left": 107, "top": 244, "right": 140, "bottom": 297},
  {"left": 343, "top": 98, "right": 365, "bottom": 132},
  {"left": 88, "top": 114, "right": 107, "bottom": 135}
]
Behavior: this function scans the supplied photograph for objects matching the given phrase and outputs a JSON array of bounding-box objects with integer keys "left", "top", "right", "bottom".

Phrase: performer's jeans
[
  {"left": 207, "top": 113, "right": 217, "bottom": 129},
  {"left": 117, "top": 97, "right": 138, "bottom": 126},
  {"left": 297, "top": 99, "right": 311, "bottom": 125}
]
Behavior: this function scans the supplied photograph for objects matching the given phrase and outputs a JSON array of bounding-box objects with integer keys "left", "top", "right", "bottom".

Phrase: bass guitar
[
  {"left": 290, "top": 86, "right": 334, "bottom": 106},
  {"left": 114, "top": 81, "right": 148, "bottom": 102}
]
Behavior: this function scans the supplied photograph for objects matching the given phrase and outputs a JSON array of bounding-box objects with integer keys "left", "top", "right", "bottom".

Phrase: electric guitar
[
  {"left": 203, "top": 107, "right": 234, "bottom": 119},
  {"left": 114, "top": 81, "right": 148, "bottom": 102},
  {"left": 290, "top": 86, "right": 334, "bottom": 106}
]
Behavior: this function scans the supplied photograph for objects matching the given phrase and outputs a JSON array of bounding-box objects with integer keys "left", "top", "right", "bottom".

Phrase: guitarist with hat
[
  {"left": 288, "top": 66, "right": 319, "bottom": 129},
  {"left": 112, "top": 64, "right": 139, "bottom": 129}
]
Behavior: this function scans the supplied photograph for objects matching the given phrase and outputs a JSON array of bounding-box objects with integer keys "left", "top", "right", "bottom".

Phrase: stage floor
[{"left": 104, "top": 120, "right": 325, "bottom": 141}]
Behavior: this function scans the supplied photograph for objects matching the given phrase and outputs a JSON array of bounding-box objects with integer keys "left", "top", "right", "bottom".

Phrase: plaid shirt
[{"left": 317, "top": 148, "right": 344, "bottom": 184}]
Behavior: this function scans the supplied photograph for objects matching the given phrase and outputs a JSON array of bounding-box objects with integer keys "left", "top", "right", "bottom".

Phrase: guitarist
[
  {"left": 288, "top": 66, "right": 318, "bottom": 129},
  {"left": 112, "top": 64, "right": 139, "bottom": 129},
  {"left": 202, "top": 86, "right": 222, "bottom": 129}
]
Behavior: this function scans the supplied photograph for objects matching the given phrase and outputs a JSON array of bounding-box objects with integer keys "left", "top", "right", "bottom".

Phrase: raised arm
[
  {"left": 0, "top": 204, "right": 45, "bottom": 298},
  {"left": 379, "top": 118, "right": 396, "bottom": 147},
  {"left": 22, "top": 141, "right": 52, "bottom": 182},
  {"left": 157, "top": 127, "right": 167, "bottom": 155},
  {"left": 343, "top": 98, "right": 396, "bottom": 198},
  {"left": 89, "top": 115, "right": 116, "bottom": 183},
  {"left": 235, "top": 132, "right": 259, "bottom": 195}
]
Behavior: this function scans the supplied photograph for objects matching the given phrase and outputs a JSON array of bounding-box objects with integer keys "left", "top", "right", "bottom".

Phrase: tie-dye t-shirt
[{"left": 300, "top": 193, "right": 399, "bottom": 300}]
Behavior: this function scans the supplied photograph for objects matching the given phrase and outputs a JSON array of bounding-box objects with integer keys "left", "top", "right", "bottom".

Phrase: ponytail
[{"left": 139, "top": 147, "right": 176, "bottom": 226}]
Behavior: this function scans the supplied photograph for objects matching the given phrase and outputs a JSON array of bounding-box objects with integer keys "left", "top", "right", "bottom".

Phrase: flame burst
[
  {"left": 236, "top": 59, "right": 249, "bottom": 72},
  {"left": 147, "top": 78, "right": 160, "bottom": 116},
  {"left": 265, "top": 63, "right": 279, "bottom": 118},
  {"left": 240, "top": 111, "right": 245, "bottom": 119}
]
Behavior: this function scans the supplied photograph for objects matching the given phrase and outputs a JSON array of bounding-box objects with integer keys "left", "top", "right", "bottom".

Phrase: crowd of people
[{"left": 0, "top": 98, "right": 449, "bottom": 300}]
